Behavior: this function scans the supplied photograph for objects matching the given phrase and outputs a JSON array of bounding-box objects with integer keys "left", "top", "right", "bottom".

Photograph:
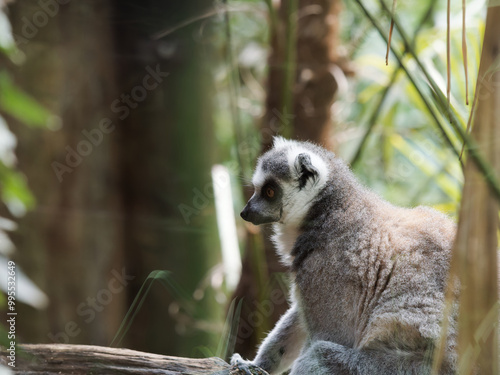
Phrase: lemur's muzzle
[{"left": 240, "top": 197, "right": 280, "bottom": 225}]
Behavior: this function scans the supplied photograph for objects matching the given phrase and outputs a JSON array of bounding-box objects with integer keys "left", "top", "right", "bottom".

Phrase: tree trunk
[{"left": 7, "top": 0, "right": 125, "bottom": 345}]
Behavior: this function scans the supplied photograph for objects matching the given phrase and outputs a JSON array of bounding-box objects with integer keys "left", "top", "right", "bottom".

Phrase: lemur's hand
[{"left": 230, "top": 354, "right": 270, "bottom": 375}]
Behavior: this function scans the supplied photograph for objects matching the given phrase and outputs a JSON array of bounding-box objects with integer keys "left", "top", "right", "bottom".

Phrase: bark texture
[
  {"left": 453, "top": 5, "right": 500, "bottom": 374},
  {"left": 0, "top": 344, "right": 230, "bottom": 374}
]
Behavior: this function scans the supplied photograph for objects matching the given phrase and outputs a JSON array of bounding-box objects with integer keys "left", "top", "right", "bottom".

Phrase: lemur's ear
[{"left": 295, "top": 153, "right": 318, "bottom": 189}]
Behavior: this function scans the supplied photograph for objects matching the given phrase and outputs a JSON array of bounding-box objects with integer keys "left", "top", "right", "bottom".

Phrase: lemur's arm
[{"left": 231, "top": 305, "right": 307, "bottom": 375}]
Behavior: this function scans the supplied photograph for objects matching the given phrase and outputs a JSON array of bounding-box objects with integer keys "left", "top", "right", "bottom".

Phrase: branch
[{"left": 0, "top": 344, "right": 231, "bottom": 374}]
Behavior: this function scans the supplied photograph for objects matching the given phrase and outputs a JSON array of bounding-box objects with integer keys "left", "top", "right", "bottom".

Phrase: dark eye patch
[{"left": 261, "top": 179, "right": 281, "bottom": 201}]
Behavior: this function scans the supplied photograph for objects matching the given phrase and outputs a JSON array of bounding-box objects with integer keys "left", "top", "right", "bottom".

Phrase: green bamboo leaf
[
  {"left": 355, "top": 0, "right": 500, "bottom": 201},
  {"left": 0, "top": 72, "right": 51, "bottom": 128},
  {"left": 353, "top": 0, "right": 461, "bottom": 159},
  {"left": 390, "top": 134, "right": 461, "bottom": 201},
  {"left": 351, "top": 0, "right": 437, "bottom": 168},
  {"left": 0, "top": 161, "right": 35, "bottom": 211}
]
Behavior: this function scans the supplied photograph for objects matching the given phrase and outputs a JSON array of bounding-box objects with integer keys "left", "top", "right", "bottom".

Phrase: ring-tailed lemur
[{"left": 231, "top": 137, "right": 457, "bottom": 375}]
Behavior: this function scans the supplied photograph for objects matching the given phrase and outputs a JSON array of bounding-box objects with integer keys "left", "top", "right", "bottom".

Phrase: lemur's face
[
  {"left": 240, "top": 170, "right": 284, "bottom": 225},
  {"left": 241, "top": 138, "right": 329, "bottom": 226}
]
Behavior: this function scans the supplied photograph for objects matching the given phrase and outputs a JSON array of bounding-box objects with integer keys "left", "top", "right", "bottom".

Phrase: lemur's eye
[{"left": 261, "top": 180, "right": 279, "bottom": 200}]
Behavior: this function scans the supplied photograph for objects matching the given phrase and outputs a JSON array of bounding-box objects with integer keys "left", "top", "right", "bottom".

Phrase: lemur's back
[{"left": 294, "top": 199, "right": 456, "bottom": 345}]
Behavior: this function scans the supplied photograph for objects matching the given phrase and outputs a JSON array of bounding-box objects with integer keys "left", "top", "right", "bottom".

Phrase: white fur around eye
[
  {"left": 252, "top": 138, "right": 330, "bottom": 228},
  {"left": 252, "top": 163, "right": 267, "bottom": 189}
]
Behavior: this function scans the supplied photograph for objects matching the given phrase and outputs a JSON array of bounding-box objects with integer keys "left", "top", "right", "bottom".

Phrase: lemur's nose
[{"left": 240, "top": 206, "right": 250, "bottom": 221}]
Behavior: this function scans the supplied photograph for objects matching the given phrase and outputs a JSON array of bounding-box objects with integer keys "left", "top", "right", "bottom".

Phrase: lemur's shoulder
[{"left": 386, "top": 205, "right": 456, "bottom": 254}]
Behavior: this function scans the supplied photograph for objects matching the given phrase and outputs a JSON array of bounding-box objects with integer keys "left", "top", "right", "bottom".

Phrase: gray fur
[
  {"left": 232, "top": 138, "right": 457, "bottom": 375},
  {"left": 261, "top": 149, "right": 293, "bottom": 181}
]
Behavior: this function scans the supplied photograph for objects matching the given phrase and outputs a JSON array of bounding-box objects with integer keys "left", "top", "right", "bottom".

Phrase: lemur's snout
[
  {"left": 240, "top": 197, "right": 279, "bottom": 225},
  {"left": 240, "top": 205, "right": 251, "bottom": 221},
  {"left": 241, "top": 195, "right": 259, "bottom": 223}
]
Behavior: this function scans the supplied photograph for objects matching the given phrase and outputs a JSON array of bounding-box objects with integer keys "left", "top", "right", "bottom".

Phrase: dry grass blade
[
  {"left": 459, "top": 92, "right": 477, "bottom": 161},
  {"left": 385, "top": 0, "right": 397, "bottom": 66},
  {"left": 462, "top": 0, "right": 469, "bottom": 106},
  {"left": 447, "top": 0, "right": 451, "bottom": 109},
  {"left": 151, "top": 4, "right": 265, "bottom": 40},
  {"left": 386, "top": 19, "right": 395, "bottom": 66}
]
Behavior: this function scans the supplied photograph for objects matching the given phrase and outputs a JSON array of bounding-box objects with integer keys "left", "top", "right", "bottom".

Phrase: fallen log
[{"left": 0, "top": 344, "right": 231, "bottom": 374}]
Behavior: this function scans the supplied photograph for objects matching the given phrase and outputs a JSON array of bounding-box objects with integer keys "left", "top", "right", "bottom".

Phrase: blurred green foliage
[
  {"left": 336, "top": 0, "right": 486, "bottom": 215},
  {"left": 0, "top": 9, "right": 53, "bottom": 217},
  {"left": 209, "top": 0, "right": 487, "bottom": 219},
  {"left": 0, "top": 72, "right": 52, "bottom": 129},
  {"left": 0, "top": 7, "right": 51, "bottom": 307}
]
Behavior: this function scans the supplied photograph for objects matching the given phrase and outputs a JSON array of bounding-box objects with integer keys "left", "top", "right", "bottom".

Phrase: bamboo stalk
[
  {"left": 434, "top": 5, "right": 500, "bottom": 374},
  {"left": 454, "top": 6, "right": 500, "bottom": 373}
]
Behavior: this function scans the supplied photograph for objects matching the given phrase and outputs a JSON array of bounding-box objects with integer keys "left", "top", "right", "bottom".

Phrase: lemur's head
[{"left": 241, "top": 137, "right": 330, "bottom": 226}]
